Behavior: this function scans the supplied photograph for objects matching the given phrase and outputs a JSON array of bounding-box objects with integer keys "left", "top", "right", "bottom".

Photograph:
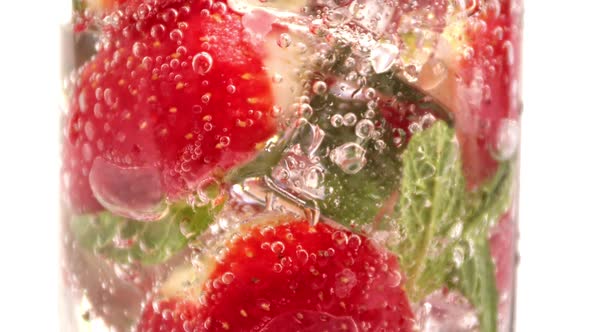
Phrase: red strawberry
[
  {"left": 452, "top": 0, "right": 522, "bottom": 188},
  {"left": 137, "top": 218, "right": 414, "bottom": 331},
  {"left": 63, "top": 1, "right": 277, "bottom": 214},
  {"left": 411, "top": 0, "right": 522, "bottom": 188}
]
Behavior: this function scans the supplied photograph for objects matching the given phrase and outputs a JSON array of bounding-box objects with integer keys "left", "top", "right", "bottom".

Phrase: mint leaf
[
  {"left": 389, "top": 121, "right": 513, "bottom": 331},
  {"left": 392, "top": 121, "right": 465, "bottom": 300},
  {"left": 70, "top": 203, "right": 222, "bottom": 265},
  {"left": 453, "top": 238, "right": 498, "bottom": 332},
  {"left": 464, "top": 162, "right": 513, "bottom": 237}
]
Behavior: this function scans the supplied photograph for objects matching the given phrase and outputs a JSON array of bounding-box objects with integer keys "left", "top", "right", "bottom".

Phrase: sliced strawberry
[
  {"left": 63, "top": 2, "right": 277, "bottom": 214},
  {"left": 138, "top": 218, "right": 414, "bottom": 331}
]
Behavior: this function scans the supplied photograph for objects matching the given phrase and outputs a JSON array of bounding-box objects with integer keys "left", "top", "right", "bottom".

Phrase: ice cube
[
  {"left": 89, "top": 157, "right": 168, "bottom": 221},
  {"left": 414, "top": 290, "right": 479, "bottom": 332}
]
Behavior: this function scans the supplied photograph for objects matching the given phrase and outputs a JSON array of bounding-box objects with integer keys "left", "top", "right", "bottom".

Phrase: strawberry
[
  {"left": 416, "top": 0, "right": 522, "bottom": 188},
  {"left": 137, "top": 218, "right": 414, "bottom": 331},
  {"left": 63, "top": 1, "right": 277, "bottom": 213}
]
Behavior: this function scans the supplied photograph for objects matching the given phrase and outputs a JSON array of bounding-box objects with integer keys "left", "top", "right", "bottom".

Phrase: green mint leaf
[
  {"left": 389, "top": 121, "right": 513, "bottom": 331},
  {"left": 464, "top": 162, "right": 514, "bottom": 237},
  {"left": 392, "top": 121, "right": 465, "bottom": 300},
  {"left": 453, "top": 238, "right": 498, "bottom": 332},
  {"left": 70, "top": 203, "right": 222, "bottom": 265}
]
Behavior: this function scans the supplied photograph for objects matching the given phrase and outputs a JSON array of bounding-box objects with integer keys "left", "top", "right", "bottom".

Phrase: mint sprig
[
  {"left": 70, "top": 202, "right": 222, "bottom": 265},
  {"left": 389, "top": 121, "right": 513, "bottom": 332},
  {"left": 392, "top": 121, "right": 465, "bottom": 299}
]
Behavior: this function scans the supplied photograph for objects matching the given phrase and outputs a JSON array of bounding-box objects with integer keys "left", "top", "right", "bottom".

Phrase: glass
[{"left": 59, "top": 0, "right": 522, "bottom": 331}]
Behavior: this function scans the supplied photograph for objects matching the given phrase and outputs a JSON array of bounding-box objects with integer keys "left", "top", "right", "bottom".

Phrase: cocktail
[{"left": 60, "top": 0, "right": 522, "bottom": 331}]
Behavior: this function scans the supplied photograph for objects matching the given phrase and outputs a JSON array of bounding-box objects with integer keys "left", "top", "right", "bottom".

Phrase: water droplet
[
  {"left": 330, "top": 143, "right": 367, "bottom": 174},
  {"left": 277, "top": 33, "right": 292, "bottom": 48},
  {"left": 226, "top": 84, "right": 236, "bottom": 94},
  {"left": 89, "top": 157, "right": 168, "bottom": 221}
]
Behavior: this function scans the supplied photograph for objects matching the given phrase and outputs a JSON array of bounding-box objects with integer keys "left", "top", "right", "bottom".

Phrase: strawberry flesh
[
  {"left": 138, "top": 220, "right": 414, "bottom": 332},
  {"left": 454, "top": 0, "right": 522, "bottom": 188},
  {"left": 63, "top": 2, "right": 276, "bottom": 213}
]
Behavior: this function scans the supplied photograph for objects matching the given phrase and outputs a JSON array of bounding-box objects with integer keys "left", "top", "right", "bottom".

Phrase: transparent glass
[{"left": 59, "top": 0, "right": 522, "bottom": 331}]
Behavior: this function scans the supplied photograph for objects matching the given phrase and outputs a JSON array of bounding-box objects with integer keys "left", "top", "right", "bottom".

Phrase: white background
[{"left": 0, "top": 0, "right": 589, "bottom": 330}]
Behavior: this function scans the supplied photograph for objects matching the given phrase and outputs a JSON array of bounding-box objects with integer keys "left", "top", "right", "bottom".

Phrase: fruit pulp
[{"left": 60, "top": 0, "right": 522, "bottom": 331}]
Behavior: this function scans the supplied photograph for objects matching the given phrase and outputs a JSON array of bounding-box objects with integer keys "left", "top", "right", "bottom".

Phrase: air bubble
[
  {"left": 192, "top": 52, "right": 213, "bottom": 75},
  {"left": 312, "top": 81, "right": 328, "bottom": 95},
  {"left": 169, "top": 29, "right": 184, "bottom": 42},
  {"left": 150, "top": 24, "right": 166, "bottom": 39},
  {"left": 221, "top": 272, "right": 235, "bottom": 284},
  {"left": 132, "top": 42, "right": 147, "bottom": 57},
  {"left": 330, "top": 114, "right": 344, "bottom": 128},
  {"left": 343, "top": 113, "right": 357, "bottom": 127},
  {"left": 271, "top": 241, "right": 285, "bottom": 254},
  {"left": 355, "top": 119, "right": 375, "bottom": 139},
  {"left": 277, "top": 33, "right": 292, "bottom": 48}
]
